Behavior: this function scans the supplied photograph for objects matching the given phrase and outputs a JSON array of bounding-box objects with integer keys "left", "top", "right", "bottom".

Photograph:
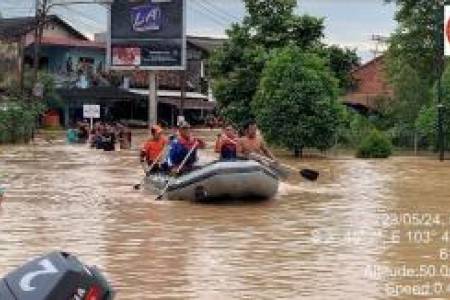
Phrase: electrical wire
[
  {"left": 192, "top": 0, "right": 235, "bottom": 25},
  {"left": 189, "top": 2, "right": 229, "bottom": 27},
  {"left": 57, "top": 6, "right": 104, "bottom": 30},
  {"left": 197, "top": 0, "right": 241, "bottom": 22}
]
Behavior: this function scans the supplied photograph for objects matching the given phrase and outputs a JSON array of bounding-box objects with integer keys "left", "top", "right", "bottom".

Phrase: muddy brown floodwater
[{"left": 1, "top": 130, "right": 450, "bottom": 299}]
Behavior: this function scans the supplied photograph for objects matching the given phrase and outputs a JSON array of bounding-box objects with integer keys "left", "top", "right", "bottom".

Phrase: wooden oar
[
  {"left": 248, "top": 153, "right": 319, "bottom": 181},
  {"left": 218, "top": 135, "right": 319, "bottom": 181},
  {"left": 155, "top": 141, "right": 199, "bottom": 201}
]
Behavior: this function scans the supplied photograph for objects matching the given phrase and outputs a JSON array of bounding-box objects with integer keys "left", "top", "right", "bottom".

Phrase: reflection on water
[{"left": 1, "top": 131, "right": 450, "bottom": 299}]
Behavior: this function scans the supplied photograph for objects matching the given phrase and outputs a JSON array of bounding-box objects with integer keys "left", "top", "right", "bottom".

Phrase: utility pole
[
  {"left": 436, "top": 2, "right": 445, "bottom": 161},
  {"left": 32, "top": 0, "right": 41, "bottom": 90},
  {"left": 179, "top": 69, "right": 186, "bottom": 124},
  {"left": 370, "top": 34, "right": 388, "bottom": 58}
]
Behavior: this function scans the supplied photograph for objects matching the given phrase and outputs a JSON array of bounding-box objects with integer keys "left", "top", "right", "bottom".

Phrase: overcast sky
[{"left": 0, "top": 0, "right": 397, "bottom": 62}]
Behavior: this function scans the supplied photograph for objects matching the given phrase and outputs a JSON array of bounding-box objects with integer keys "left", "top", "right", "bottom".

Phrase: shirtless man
[{"left": 237, "top": 120, "right": 276, "bottom": 161}]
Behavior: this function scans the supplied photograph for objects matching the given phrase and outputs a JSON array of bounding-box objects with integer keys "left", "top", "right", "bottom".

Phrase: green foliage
[
  {"left": 356, "top": 129, "right": 393, "bottom": 159},
  {"left": 338, "top": 109, "right": 374, "bottom": 147},
  {"left": 244, "top": 0, "right": 324, "bottom": 49},
  {"left": 390, "top": 64, "right": 431, "bottom": 129},
  {"left": 0, "top": 71, "right": 58, "bottom": 144},
  {"left": 385, "top": 0, "right": 442, "bottom": 87},
  {"left": 20, "top": 70, "right": 62, "bottom": 109},
  {"left": 415, "top": 65, "right": 450, "bottom": 149},
  {"left": 252, "top": 46, "right": 340, "bottom": 152},
  {"left": 320, "top": 45, "right": 360, "bottom": 93},
  {"left": 0, "top": 99, "right": 45, "bottom": 144},
  {"left": 209, "top": 0, "right": 348, "bottom": 126},
  {"left": 383, "top": 0, "right": 444, "bottom": 149}
]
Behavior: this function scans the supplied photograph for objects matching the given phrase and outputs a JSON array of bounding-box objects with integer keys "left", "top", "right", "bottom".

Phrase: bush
[
  {"left": 0, "top": 99, "right": 45, "bottom": 144},
  {"left": 356, "top": 129, "right": 393, "bottom": 158}
]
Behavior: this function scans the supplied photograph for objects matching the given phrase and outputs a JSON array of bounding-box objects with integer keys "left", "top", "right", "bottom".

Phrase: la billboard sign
[{"left": 107, "top": 0, "right": 186, "bottom": 70}]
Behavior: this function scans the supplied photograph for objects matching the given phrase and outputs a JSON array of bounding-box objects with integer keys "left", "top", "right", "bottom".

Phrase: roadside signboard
[
  {"left": 445, "top": 6, "right": 450, "bottom": 56},
  {"left": 83, "top": 105, "right": 100, "bottom": 129},
  {"left": 83, "top": 105, "right": 100, "bottom": 119},
  {"left": 108, "top": 0, "right": 186, "bottom": 70}
]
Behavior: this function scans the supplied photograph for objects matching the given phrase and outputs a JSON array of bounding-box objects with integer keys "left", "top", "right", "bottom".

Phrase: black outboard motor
[{"left": 0, "top": 251, "right": 114, "bottom": 300}]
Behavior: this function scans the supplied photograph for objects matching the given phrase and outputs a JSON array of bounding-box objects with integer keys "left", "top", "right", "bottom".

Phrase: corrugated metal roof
[{"left": 0, "top": 15, "right": 87, "bottom": 42}]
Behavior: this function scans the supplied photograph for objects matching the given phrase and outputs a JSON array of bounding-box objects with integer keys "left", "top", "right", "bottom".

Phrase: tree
[
  {"left": 210, "top": 0, "right": 324, "bottom": 125},
  {"left": 252, "top": 46, "right": 341, "bottom": 156},
  {"left": 209, "top": 24, "right": 267, "bottom": 124},
  {"left": 323, "top": 45, "right": 360, "bottom": 93},
  {"left": 385, "top": 0, "right": 442, "bottom": 87},
  {"left": 416, "top": 65, "right": 450, "bottom": 149},
  {"left": 384, "top": 0, "right": 444, "bottom": 149},
  {"left": 391, "top": 64, "right": 431, "bottom": 129}
]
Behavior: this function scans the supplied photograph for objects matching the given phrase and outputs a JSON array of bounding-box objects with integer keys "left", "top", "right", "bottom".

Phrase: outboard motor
[{"left": 0, "top": 251, "right": 114, "bottom": 300}]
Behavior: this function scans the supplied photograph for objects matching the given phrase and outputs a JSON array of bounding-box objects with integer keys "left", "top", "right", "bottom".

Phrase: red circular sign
[{"left": 447, "top": 18, "right": 450, "bottom": 44}]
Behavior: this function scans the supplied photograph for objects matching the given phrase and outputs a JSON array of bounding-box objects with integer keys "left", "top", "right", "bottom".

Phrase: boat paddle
[
  {"left": 134, "top": 146, "right": 168, "bottom": 190},
  {"left": 248, "top": 152, "right": 319, "bottom": 181},
  {"left": 155, "top": 141, "right": 199, "bottom": 201},
  {"left": 218, "top": 135, "right": 319, "bottom": 181}
]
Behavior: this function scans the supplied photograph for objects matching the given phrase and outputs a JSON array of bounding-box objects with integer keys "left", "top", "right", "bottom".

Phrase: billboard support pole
[
  {"left": 148, "top": 71, "right": 158, "bottom": 129},
  {"left": 180, "top": 69, "right": 186, "bottom": 122}
]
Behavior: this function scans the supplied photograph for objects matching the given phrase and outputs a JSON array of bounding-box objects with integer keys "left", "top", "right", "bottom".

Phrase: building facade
[
  {"left": 344, "top": 55, "right": 393, "bottom": 113},
  {"left": 0, "top": 15, "right": 223, "bottom": 127}
]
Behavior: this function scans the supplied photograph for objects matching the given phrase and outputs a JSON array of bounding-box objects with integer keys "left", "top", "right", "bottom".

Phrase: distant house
[
  {"left": 0, "top": 16, "right": 105, "bottom": 78},
  {"left": 0, "top": 15, "right": 224, "bottom": 127},
  {"left": 344, "top": 55, "right": 393, "bottom": 113}
]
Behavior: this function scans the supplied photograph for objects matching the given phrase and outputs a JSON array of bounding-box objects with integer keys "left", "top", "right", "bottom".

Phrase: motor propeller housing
[{"left": 0, "top": 251, "right": 114, "bottom": 300}]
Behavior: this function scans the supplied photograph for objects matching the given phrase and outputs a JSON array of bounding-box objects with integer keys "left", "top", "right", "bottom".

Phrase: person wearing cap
[
  {"left": 140, "top": 125, "right": 168, "bottom": 173},
  {"left": 167, "top": 121, "right": 206, "bottom": 174}
]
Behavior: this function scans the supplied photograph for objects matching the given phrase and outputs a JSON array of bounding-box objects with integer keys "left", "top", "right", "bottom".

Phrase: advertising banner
[{"left": 108, "top": 0, "right": 186, "bottom": 70}]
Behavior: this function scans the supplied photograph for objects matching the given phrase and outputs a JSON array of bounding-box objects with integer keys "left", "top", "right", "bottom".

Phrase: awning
[
  {"left": 129, "top": 89, "right": 216, "bottom": 110},
  {"left": 57, "top": 87, "right": 143, "bottom": 100}
]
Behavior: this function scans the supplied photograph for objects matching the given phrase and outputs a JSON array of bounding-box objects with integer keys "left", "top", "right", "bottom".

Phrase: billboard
[{"left": 108, "top": 0, "right": 186, "bottom": 70}]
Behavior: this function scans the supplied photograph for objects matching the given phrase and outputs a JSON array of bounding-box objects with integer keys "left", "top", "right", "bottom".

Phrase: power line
[
  {"left": 192, "top": 0, "right": 236, "bottom": 25},
  {"left": 198, "top": 0, "right": 241, "bottom": 22},
  {"left": 57, "top": 6, "right": 104, "bottom": 30},
  {"left": 58, "top": 5, "right": 104, "bottom": 27},
  {"left": 189, "top": 2, "right": 229, "bottom": 27}
]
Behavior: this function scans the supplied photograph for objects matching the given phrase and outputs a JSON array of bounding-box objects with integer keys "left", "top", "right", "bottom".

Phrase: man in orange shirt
[
  {"left": 237, "top": 120, "right": 276, "bottom": 161},
  {"left": 140, "top": 125, "right": 168, "bottom": 173}
]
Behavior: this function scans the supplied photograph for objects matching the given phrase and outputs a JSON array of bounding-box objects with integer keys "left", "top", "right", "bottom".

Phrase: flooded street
[{"left": 1, "top": 130, "right": 450, "bottom": 299}]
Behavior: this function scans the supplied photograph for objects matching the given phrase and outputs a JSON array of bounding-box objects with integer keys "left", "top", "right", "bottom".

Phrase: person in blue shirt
[{"left": 167, "top": 121, "right": 205, "bottom": 174}]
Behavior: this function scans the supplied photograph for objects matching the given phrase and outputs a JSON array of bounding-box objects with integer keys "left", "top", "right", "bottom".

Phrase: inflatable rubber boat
[{"left": 145, "top": 160, "right": 279, "bottom": 201}]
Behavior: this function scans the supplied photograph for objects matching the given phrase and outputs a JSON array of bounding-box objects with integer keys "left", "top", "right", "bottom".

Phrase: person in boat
[
  {"left": 140, "top": 125, "right": 168, "bottom": 173},
  {"left": 237, "top": 120, "right": 277, "bottom": 162},
  {"left": 167, "top": 121, "right": 206, "bottom": 175},
  {"left": 215, "top": 125, "right": 238, "bottom": 160}
]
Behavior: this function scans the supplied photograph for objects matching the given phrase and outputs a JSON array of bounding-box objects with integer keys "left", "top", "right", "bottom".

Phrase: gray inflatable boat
[{"left": 145, "top": 160, "right": 279, "bottom": 201}]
